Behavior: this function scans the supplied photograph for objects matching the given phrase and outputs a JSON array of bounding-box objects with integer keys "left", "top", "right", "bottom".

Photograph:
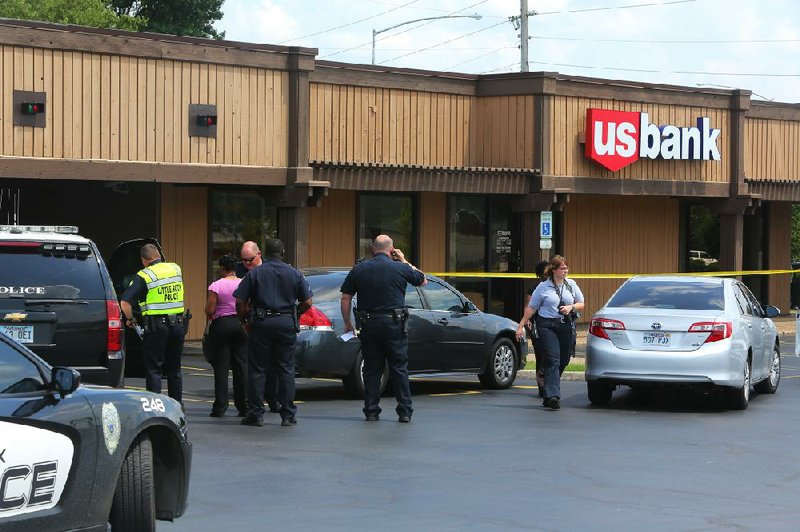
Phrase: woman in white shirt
[{"left": 516, "top": 255, "right": 584, "bottom": 410}]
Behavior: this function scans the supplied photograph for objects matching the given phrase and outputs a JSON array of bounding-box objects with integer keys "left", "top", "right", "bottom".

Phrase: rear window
[
  {"left": 0, "top": 245, "right": 105, "bottom": 300},
  {"left": 305, "top": 273, "right": 347, "bottom": 303},
  {"left": 607, "top": 280, "right": 724, "bottom": 310}
]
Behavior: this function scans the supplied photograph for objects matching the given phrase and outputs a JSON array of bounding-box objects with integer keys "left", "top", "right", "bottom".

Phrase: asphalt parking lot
[{"left": 131, "top": 337, "right": 800, "bottom": 530}]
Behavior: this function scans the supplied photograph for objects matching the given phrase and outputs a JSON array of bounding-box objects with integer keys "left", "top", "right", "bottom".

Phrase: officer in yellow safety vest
[{"left": 121, "top": 243, "right": 186, "bottom": 402}]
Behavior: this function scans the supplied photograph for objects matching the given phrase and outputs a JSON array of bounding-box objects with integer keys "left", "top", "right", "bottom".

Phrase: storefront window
[
  {"left": 210, "top": 190, "right": 277, "bottom": 280},
  {"left": 358, "top": 193, "right": 416, "bottom": 262},
  {"left": 447, "top": 196, "right": 517, "bottom": 318},
  {"left": 686, "top": 205, "right": 720, "bottom": 272}
]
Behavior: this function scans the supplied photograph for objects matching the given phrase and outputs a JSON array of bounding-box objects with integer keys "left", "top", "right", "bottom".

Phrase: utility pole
[
  {"left": 509, "top": 1, "right": 536, "bottom": 72},
  {"left": 520, "top": 0, "right": 529, "bottom": 72}
]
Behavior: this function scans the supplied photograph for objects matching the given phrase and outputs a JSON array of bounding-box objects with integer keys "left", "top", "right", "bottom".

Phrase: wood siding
[
  {"left": 307, "top": 189, "right": 357, "bottom": 266},
  {"left": 160, "top": 184, "right": 208, "bottom": 340},
  {"left": 563, "top": 195, "right": 681, "bottom": 319},
  {"left": 309, "top": 83, "right": 535, "bottom": 169},
  {"left": 551, "top": 96, "right": 730, "bottom": 182},
  {"left": 0, "top": 45, "right": 288, "bottom": 166},
  {"left": 766, "top": 202, "right": 791, "bottom": 312},
  {"left": 418, "top": 192, "right": 446, "bottom": 272},
  {"left": 745, "top": 118, "right": 800, "bottom": 181}
]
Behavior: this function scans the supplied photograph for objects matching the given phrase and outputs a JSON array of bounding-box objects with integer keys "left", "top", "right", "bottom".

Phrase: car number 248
[{"left": 140, "top": 397, "right": 166, "bottom": 413}]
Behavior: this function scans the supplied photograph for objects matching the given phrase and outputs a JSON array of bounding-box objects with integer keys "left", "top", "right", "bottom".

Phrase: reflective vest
[{"left": 137, "top": 262, "right": 185, "bottom": 316}]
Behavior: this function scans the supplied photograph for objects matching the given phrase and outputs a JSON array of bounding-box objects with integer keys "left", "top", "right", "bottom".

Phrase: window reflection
[{"left": 358, "top": 193, "right": 415, "bottom": 263}]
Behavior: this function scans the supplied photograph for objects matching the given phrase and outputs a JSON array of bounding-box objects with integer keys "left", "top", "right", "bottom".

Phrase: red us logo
[{"left": 585, "top": 109, "right": 640, "bottom": 172}]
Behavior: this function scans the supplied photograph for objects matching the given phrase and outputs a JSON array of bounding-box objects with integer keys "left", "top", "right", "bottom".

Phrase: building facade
[{"left": 0, "top": 19, "right": 797, "bottom": 338}]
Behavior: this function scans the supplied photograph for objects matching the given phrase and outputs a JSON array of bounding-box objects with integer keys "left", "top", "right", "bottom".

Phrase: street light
[
  {"left": 696, "top": 83, "right": 774, "bottom": 102},
  {"left": 372, "top": 14, "right": 482, "bottom": 65}
]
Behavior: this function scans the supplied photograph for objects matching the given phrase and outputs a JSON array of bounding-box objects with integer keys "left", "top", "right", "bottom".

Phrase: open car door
[{"left": 107, "top": 238, "right": 164, "bottom": 377}]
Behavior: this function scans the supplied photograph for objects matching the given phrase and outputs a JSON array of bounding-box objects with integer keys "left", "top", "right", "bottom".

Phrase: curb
[{"left": 518, "top": 369, "right": 585, "bottom": 382}]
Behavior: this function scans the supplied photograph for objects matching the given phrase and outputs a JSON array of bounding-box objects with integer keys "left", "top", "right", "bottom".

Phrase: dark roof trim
[
  {"left": 0, "top": 18, "right": 316, "bottom": 71},
  {"left": 310, "top": 160, "right": 537, "bottom": 176},
  {"left": 745, "top": 179, "right": 800, "bottom": 202},
  {"left": 749, "top": 102, "right": 800, "bottom": 121},
  {"left": 312, "top": 61, "right": 476, "bottom": 95}
]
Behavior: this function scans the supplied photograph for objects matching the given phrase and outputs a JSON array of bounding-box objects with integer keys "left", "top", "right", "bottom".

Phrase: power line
[
  {"left": 362, "top": 0, "right": 449, "bottom": 13},
  {"left": 445, "top": 43, "right": 519, "bottom": 70},
  {"left": 278, "top": 0, "right": 421, "bottom": 45},
  {"left": 378, "top": 18, "right": 509, "bottom": 64},
  {"left": 531, "top": 35, "right": 800, "bottom": 44},
  {"left": 533, "top": 0, "right": 699, "bottom": 16},
  {"left": 320, "top": 0, "right": 488, "bottom": 60},
  {"left": 526, "top": 60, "right": 800, "bottom": 77}
]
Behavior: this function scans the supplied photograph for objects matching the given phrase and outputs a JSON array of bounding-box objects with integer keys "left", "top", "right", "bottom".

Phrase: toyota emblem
[{"left": 651, "top": 322, "right": 662, "bottom": 330}]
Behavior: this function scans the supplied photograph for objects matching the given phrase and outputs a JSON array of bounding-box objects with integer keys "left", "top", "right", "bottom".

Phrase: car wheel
[
  {"left": 342, "top": 350, "right": 388, "bottom": 399},
  {"left": 725, "top": 359, "right": 751, "bottom": 410},
  {"left": 754, "top": 345, "right": 780, "bottom": 394},
  {"left": 109, "top": 434, "right": 155, "bottom": 532},
  {"left": 587, "top": 381, "right": 613, "bottom": 406},
  {"left": 478, "top": 338, "right": 518, "bottom": 389}
]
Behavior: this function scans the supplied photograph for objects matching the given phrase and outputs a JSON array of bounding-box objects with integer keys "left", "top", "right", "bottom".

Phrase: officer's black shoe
[
  {"left": 544, "top": 397, "right": 560, "bottom": 410},
  {"left": 236, "top": 410, "right": 248, "bottom": 417},
  {"left": 281, "top": 417, "right": 297, "bottom": 427},
  {"left": 209, "top": 410, "right": 225, "bottom": 418},
  {"left": 365, "top": 414, "right": 379, "bottom": 421},
  {"left": 267, "top": 403, "right": 281, "bottom": 414},
  {"left": 398, "top": 414, "right": 411, "bottom": 423},
  {"left": 241, "top": 415, "right": 264, "bottom": 427}
]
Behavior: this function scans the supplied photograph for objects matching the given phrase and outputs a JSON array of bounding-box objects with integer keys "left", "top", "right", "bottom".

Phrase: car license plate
[
  {"left": 643, "top": 332, "right": 670, "bottom": 346},
  {"left": 0, "top": 325, "right": 34, "bottom": 344}
]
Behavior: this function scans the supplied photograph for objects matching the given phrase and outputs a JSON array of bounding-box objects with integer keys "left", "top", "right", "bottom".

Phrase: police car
[{"left": 0, "top": 332, "right": 191, "bottom": 531}]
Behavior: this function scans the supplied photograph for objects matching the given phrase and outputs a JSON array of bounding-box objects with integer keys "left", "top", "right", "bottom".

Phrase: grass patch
[{"left": 524, "top": 361, "right": 585, "bottom": 372}]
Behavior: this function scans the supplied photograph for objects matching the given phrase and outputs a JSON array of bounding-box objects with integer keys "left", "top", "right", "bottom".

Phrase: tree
[
  {"left": 109, "top": 0, "right": 225, "bottom": 39},
  {"left": 792, "top": 204, "right": 800, "bottom": 262},
  {"left": 0, "top": 0, "right": 143, "bottom": 30}
]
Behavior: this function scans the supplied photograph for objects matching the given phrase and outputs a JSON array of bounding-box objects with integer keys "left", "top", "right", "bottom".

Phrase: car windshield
[
  {"left": 305, "top": 273, "right": 347, "bottom": 303},
  {"left": 607, "top": 280, "right": 724, "bottom": 310},
  {"left": 0, "top": 246, "right": 105, "bottom": 300}
]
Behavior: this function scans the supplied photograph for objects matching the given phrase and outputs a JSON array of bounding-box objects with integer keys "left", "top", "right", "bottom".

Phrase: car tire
[
  {"left": 342, "top": 350, "right": 388, "bottom": 399},
  {"left": 478, "top": 338, "right": 518, "bottom": 389},
  {"left": 725, "top": 359, "right": 751, "bottom": 410},
  {"left": 587, "top": 381, "right": 613, "bottom": 405},
  {"left": 754, "top": 345, "right": 780, "bottom": 394},
  {"left": 109, "top": 434, "right": 155, "bottom": 532}
]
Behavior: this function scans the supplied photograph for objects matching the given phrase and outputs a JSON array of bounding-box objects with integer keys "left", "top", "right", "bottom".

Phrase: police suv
[
  {"left": 0, "top": 331, "right": 191, "bottom": 530},
  {"left": 0, "top": 225, "right": 161, "bottom": 386}
]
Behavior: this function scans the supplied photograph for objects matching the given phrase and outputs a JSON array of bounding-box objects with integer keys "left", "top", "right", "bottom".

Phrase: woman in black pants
[
  {"left": 205, "top": 255, "right": 248, "bottom": 417},
  {"left": 516, "top": 255, "right": 584, "bottom": 410}
]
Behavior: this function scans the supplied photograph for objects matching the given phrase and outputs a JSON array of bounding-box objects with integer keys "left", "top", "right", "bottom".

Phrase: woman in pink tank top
[{"left": 204, "top": 255, "right": 248, "bottom": 417}]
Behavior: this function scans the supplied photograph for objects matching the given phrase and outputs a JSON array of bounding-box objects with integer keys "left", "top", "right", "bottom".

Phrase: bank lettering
[{"left": 585, "top": 108, "right": 721, "bottom": 172}]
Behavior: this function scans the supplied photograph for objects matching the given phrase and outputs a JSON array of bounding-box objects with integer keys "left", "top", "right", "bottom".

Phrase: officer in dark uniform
[
  {"left": 340, "top": 234, "right": 426, "bottom": 422},
  {"left": 121, "top": 244, "right": 186, "bottom": 402},
  {"left": 234, "top": 238, "right": 312, "bottom": 427}
]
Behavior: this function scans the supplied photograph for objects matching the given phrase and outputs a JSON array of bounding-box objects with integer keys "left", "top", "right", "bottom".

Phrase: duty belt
[
  {"left": 356, "top": 309, "right": 404, "bottom": 320},
  {"left": 251, "top": 308, "right": 293, "bottom": 319}
]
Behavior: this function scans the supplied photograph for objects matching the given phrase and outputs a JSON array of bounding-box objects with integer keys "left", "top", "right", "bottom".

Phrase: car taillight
[
  {"left": 106, "top": 300, "right": 124, "bottom": 353},
  {"left": 688, "top": 321, "right": 732, "bottom": 343},
  {"left": 299, "top": 306, "right": 333, "bottom": 331},
  {"left": 589, "top": 318, "right": 625, "bottom": 340}
]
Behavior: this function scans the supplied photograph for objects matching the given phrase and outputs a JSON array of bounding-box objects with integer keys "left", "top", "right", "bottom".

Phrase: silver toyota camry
[{"left": 585, "top": 276, "right": 781, "bottom": 409}]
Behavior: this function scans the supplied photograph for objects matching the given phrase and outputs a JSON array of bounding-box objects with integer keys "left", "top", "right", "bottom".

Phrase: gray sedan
[
  {"left": 585, "top": 276, "right": 780, "bottom": 409},
  {"left": 295, "top": 268, "right": 527, "bottom": 397}
]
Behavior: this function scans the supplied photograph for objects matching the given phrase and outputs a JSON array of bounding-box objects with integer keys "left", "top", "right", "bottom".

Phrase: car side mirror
[
  {"left": 464, "top": 301, "right": 477, "bottom": 312},
  {"left": 51, "top": 367, "right": 81, "bottom": 396},
  {"left": 764, "top": 305, "right": 780, "bottom": 319}
]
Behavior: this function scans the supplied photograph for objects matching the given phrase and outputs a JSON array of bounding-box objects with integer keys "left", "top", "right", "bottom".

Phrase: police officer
[
  {"left": 121, "top": 244, "right": 186, "bottom": 403},
  {"left": 238, "top": 240, "right": 280, "bottom": 413},
  {"left": 234, "top": 238, "right": 312, "bottom": 427},
  {"left": 340, "top": 234, "right": 426, "bottom": 423}
]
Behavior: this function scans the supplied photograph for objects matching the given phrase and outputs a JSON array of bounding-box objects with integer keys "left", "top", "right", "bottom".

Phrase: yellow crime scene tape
[{"left": 428, "top": 269, "right": 800, "bottom": 280}]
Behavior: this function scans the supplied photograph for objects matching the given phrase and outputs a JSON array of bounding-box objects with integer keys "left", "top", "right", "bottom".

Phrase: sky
[{"left": 216, "top": 0, "right": 800, "bottom": 104}]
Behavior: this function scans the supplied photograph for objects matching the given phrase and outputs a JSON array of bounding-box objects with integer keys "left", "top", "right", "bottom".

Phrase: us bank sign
[{"left": 585, "top": 108, "right": 721, "bottom": 172}]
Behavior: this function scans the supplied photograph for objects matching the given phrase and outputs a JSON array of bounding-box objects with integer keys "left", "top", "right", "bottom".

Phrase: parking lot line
[{"left": 429, "top": 390, "right": 482, "bottom": 397}]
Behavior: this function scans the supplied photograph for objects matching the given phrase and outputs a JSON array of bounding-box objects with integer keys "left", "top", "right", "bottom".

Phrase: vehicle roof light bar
[{"left": 0, "top": 225, "right": 79, "bottom": 234}]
